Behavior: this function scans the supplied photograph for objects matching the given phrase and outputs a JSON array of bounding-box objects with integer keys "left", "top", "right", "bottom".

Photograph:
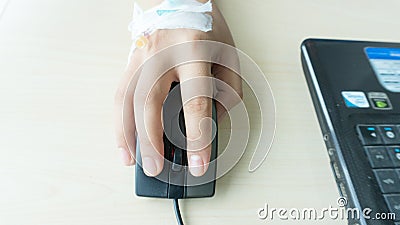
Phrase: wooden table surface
[{"left": 1, "top": 0, "right": 399, "bottom": 224}]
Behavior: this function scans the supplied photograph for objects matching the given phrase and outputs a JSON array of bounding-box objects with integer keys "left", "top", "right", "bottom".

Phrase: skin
[{"left": 115, "top": 0, "right": 242, "bottom": 177}]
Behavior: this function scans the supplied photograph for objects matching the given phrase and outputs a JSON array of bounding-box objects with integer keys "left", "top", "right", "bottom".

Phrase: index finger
[
  {"left": 134, "top": 70, "right": 174, "bottom": 177},
  {"left": 177, "top": 62, "right": 214, "bottom": 177}
]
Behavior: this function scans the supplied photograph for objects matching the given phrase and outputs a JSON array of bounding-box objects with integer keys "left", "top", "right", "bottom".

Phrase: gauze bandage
[{"left": 128, "top": 0, "right": 213, "bottom": 53}]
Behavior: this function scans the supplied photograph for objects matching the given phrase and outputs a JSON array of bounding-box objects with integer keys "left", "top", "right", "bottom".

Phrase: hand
[{"left": 115, "top": 3, "right": 242, "bottom": 177}]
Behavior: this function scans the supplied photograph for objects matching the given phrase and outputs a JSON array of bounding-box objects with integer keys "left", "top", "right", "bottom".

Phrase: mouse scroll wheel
[{"left": 172, "top": 148, "right": 183, "bottom": 172}]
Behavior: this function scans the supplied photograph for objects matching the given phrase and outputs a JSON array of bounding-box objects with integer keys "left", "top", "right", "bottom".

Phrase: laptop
[{"left": 301, "top": 39, "right": 400, "bottom": 225}]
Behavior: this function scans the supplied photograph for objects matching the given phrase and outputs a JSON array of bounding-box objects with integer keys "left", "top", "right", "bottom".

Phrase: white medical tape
[{"left": 128, "top": 0, "right": 213, "bottom": 55}]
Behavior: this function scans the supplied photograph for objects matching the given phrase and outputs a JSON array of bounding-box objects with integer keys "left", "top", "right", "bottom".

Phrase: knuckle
[
  {"left": 189, "top": 32, "right": 206, "bottom": 41},
  {"left": 146, "top": 36, "right": 159, "bottom": 53},
  {"left": 184, "top": 97, "right": 210, "bottom": 114},
  {"left": 182, "top": 31, "right": 207, "bottom": 42},
  {"left": 139, "top": 137, "right": 153, "bottom": 147}
]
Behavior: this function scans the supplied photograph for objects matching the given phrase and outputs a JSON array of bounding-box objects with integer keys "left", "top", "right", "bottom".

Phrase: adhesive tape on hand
[{"left": 128, "top": 0, "right": 213, "bottom": 54}]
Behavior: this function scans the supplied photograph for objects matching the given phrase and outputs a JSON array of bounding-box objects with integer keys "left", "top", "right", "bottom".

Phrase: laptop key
[
  {"left": 384, "top": 194, "right": 400, "bottom": 221},
  {"left": 374, "top": 169, "right": 400, "bottom": 194},
  {"left": 388, "top": 147, "right": 400, "bottom": 167},
  {"left": 357, "top": 125, "right": 383, "bottom": 145},
  {"left": 379, "top": 126, "right": 400, "bottom": 145},
  {"left": 365, "top": 147, "right": 393, "bottom": 168}
]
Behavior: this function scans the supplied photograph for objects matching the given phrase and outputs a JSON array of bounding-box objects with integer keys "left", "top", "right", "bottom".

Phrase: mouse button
[
  {"left": 163, "top": 136, "right": 174, "bottom": 161},
  {"left": 162, "top": 97, "right": 181, "bottom": 139},
  {"left": 169, "top": 164, "right": 185, "bottom": 185},
  {"left": 171, "top": 147, "right": 183, "bottom": 172},
  {"left": 169, "top": 113, "right": 186, "bottom": 148}
]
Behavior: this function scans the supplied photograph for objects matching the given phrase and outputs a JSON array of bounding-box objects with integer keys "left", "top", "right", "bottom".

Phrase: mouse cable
[{"left": 173, "top": 199, "right": 184, "bottom": 225}]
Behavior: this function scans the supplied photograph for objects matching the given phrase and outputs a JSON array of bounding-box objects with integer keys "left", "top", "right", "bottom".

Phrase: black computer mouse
[{"left": 135, "top": 82, "right": 218, "bottom": 199}]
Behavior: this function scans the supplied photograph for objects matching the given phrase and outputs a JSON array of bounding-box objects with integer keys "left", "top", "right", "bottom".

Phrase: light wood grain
[{"left": 1, "top": 0, "right": 399, "bottom": 224}]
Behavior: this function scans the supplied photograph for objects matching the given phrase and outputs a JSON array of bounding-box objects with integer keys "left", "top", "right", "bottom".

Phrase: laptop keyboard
[{"left": 357, "top": 125, "right": 400, "bottom": 221}]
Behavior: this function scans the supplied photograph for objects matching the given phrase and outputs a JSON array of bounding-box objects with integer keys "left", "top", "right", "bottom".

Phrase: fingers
[
  {"left": 114, "top": 57, "right": 141, "bottom": 166},
  {"left": 134, "top": 71, "right": 174, "bottom": 176},
  {"left": 114, "top": 87, "right": 135, "bottom": 166},
  {"left": 178, "top": 62, "right": 214, "bottom": 177}
]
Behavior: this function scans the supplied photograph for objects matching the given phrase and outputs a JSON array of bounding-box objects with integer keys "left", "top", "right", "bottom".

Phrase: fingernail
[
  {"left": 142, "top": 157, "right": 158, "bottom": 176},
  {"left": 189, "top": 155, "right": 204, "bottom": 177},
  {"left": 120, "top": 147, "right": 131, "bottom": 166}
]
